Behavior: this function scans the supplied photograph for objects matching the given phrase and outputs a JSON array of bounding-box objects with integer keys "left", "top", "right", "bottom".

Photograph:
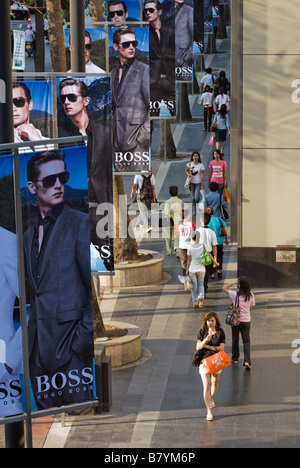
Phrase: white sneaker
[{"left": 145, "top": 227, "right": 152, "bottom": 233}]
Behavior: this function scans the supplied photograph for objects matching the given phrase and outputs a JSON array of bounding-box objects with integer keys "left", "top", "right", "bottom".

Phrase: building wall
[{"left": 232, "top": 0, "right": 300, "bottom": 287}]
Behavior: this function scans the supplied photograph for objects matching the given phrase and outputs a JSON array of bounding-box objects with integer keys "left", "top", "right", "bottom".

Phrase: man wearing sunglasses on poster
[
  {"left": 108, "top": 0, "right": 128, "bottom": 22},
  {"left": 68, "top": 30, "right": 105, "bottom": 74},
  {"left": 58, "top": 77, "right": 113, "bottom": 271},
  {"left": 24, "top": 150, "right": 95, "bottom": 410},
  {"left": 144, "top": 0, "right": 176, "bottom": 117},
  {"left": 111, "top": 26, "right": 150, "bottom": 171},
  {"left": 13, "top": 82, "right": 51, "bottom": 153}
]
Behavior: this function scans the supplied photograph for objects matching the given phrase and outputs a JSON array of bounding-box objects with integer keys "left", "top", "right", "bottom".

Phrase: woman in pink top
[
  {"left": 223, "top": 277, "right": 255, "bottom": 370},
  {"left": 208, "top": 149, "right": 227, "bottom": 195}
]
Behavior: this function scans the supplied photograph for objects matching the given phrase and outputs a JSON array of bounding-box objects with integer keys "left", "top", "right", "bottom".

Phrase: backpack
[{"left": 140, "top": 175, "right": 153, "bottom": 209}]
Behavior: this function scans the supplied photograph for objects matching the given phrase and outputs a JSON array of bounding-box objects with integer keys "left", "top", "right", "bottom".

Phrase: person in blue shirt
[
  {"left": 204, "top": 181, "right": 228, "bottom": 218},
  {"left": 205, "top": 206, "right": 228, "bottom": 278}
]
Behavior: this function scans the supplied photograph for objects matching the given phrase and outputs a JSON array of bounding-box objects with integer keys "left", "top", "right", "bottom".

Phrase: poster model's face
[
  {"left": 28, "top": 160, "right": 66, "bottom": 211},
  {"left": 59, "top": 85, "right": 90, "bottom": 119},
  {"left": 13, "top": 86, "right": 32, "bottom": 127},
  {"left": 85, "top": 36, "right": 92, "bottom": 64},
  {"left": 109, "top": 3, "right": 128, "bottom": 22},
  {"left": 114, "top": 33, "right": 137, "bottom": 62},
  {"left": 144, "top": 2, "right": 161, "bottom": 22}
]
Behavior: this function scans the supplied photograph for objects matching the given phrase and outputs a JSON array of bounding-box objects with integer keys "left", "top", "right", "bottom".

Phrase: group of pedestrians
[{"left": 200, "top": 68, "right": 231, "bottom": 155}]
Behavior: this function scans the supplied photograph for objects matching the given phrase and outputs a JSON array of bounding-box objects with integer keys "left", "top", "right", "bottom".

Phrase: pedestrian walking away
[
  {"left": 223, "top": 277, "right": 255, "bottom": 370},
  {"left": 186, "top": 231, "right": 217, "bottom": 309},
  {"left": 197, "top": 212, "right": 218, "bottom": 295},
  {"left": 196, "top": 311, "right": 226, "bottom": 421},
  {"left": 213, "top": 104, "right": 231, "bottom": 156},
  {"left": 201, "top": 85, "right": 214, "bottom": 132},
  {"left": 205, "top": 206, "right": 228, "bottom": 279},
  {"left": 175, "top": 209, "right": 196, "bottom": 278},
  {"left": 163, "top": 185, "right": 183, "bottom": 256}
]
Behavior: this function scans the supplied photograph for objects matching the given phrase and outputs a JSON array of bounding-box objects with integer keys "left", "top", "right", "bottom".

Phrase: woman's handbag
[
  {"left": 220, "top": 194, "right": 229, "bottom": 220},
  {"left": 209, "top": 134, "right": 215, "bottom": 145},
  {"left": 184, "top": 176, "right": 192, "bottom": 190},
  {"left": 225, "top": 295, "right": 241, "bottom": 327},
  {"left": 191, "top": 348, "right": 205, "bottom": 367},
  {"left": 202, "top": 350, "right": 231, "bottom": 374},
  {"left": 210, "top": 116, "right": 217, "bottom": 132},
  {"left": 200, "top": 245, "right": 212, "bottom": 266},
  {"left": 218, "top": 218, "right": 226, "bottom": 237},
  {"left": 184, "top": 163, "right": 192, "bottom": 190},
  {"left": 184, "top": 276, "right": 193, "bottom": 291}
]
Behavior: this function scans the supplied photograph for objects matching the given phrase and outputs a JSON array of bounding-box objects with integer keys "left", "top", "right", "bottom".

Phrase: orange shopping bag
[
  {"left": 223, "top": 187, "right": 231, "bottom": 204},
  {"left": 202, "top": 350, "right": 231, "bottom": 374}
]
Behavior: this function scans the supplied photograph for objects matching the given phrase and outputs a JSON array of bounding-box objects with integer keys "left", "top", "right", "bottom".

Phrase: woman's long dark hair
[
  {"left": 237, "top": 276, "right": 252, "bottom": 302},
  {"left": 190, "top": 151, "right": 201, "bottom": 163},
  {"left": 218, "top": 103, "right": 227, "bottom": 118},
  {"left": 197, "top": 311, "right": 221, "bottom": 340}
]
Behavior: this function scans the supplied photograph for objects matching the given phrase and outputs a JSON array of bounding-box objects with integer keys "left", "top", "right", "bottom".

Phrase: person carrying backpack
[{"left": 131, "top": 172, "right": 156, "bottom": 232}]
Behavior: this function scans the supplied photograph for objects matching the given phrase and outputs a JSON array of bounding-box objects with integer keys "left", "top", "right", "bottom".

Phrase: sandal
[
  {"left": 206, "top": 414, "right": 214, "bottom": 421},
  {"left": 210, "top": 402, "right": 216, "bottom": 409}
]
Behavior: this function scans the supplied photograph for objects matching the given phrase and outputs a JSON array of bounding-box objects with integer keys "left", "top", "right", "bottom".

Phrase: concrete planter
[
  {"left": 94, "top": 321, "right": 142, "bottom": 368},
  {"left": 101, "top": 250, "right": 164, "bottom": 288}
]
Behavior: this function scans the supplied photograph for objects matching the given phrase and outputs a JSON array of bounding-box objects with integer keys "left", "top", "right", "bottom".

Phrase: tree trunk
[
  {"left": 46, "top": 0, "right": 67, "bottom": 72},
  {"left": 216, "top": 4, "right": 228, "bottom": 39},
  {"left": 34, "top": 0, "right": 45, "bottom": 72},
  {"left": 113, "top": 175, "right": 139, "bottom": 263},
  {"left": 90, "top": 0, "right": 104, "bottom": 22},
  {"left": 159, "top": 120, "right": 176, "bottom": 160},
  {"left": 177, "top": 83, "right": 192, "bottom": 122},
  {"left": 92, "top": 277, "right": 106, "bottom": 338}
]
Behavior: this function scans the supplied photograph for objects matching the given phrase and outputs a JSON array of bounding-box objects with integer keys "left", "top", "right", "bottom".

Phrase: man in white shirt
[
  {"left": 130, "top": 173, "right": 155, "bottom": 232},
  {"left": 200, "top": 67, "right": 214, "bottom": 93},
  {"left": 13, "top": 82, "right": 50, "bottom": 153},
  {"left": 197, "top": 212, "right": 218, "bottom": 294},
  {"left": 68, "top": 30, "right": 105, "bottom": 74}
]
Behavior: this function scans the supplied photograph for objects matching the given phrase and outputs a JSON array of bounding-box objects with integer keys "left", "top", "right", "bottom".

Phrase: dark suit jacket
[
  {"left": 149, "top": 22, "right": 175, "bottom": 85},
  {"left": 23, "top": 203, "right": 93, "bottom": 372},
  {"left": 175, "top": 3, "right": 193, "bottom": 67},
  {"left": 111, "top": 58, "right": 150, "bottom": 153}
]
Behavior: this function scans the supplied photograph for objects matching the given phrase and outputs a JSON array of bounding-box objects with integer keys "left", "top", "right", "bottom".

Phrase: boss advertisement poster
[
  {"left": 175, "top": 0, "right": 194, "bottom": 82},
  {"left": 56, "top": 76, "right": 114, "bottom": 272},
  {"left": 19, "top": 146, "right": 96, "bottom": 411},
  {"left": 144, "top": 0, "right": 176, "bottom": 117},
  {"left": 109, "top": 25, "right": 151, "bottom": 172},
  {"left": 13, "top": 80, "right": 53, "bottom": 152},
  {"left": 0, "top": 154, "right": 23, "bottom": 417}
]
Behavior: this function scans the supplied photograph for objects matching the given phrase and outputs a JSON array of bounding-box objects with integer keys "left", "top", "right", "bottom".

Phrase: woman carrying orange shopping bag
[{"left": 195, "top": 311, "right": 226, "bottom": 421}]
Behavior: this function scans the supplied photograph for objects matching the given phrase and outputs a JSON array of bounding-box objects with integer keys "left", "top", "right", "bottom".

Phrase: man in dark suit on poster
[
  {"left": 174, "top": 0, "right": 193, "bottom": 81},
  {"left": 144, "top": 0, "right": 176, "bottom": 117},
  {"left": 111, "top": 26, "right": 150, "bottom": 172},
  {"left": 58, "top": 78, "right": 113, "bottom": 271},
  {"left": 23, "top": 150, "right": 94, "bottom": 410}
]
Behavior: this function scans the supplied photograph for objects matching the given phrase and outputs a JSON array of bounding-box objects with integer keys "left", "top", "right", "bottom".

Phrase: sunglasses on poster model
[
  {"left": 85, "top": 43, "right": 92, "bottom": 50},
  {"left": 120, "top": 40, "right": 138, "bottom": 49},
  {"left": 144, "top": 7, "right": 155, "bottom": 13},
  {"left": 34, "top": 171, "right": 70, "bottom": 189},
  {"left": 109, "top": 9, "right": 125, "bottom": 18},
  {"left": 13, "top": 97, "right": 28, "bottom": 108},
  {"left": 59, "top": 93, "right": 80, "bottom": 104}
]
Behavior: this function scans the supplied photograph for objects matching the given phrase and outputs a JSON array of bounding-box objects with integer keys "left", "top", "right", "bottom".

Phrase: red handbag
[
  {"left": 209, "top": 135, "right": 215, "bottom": 145},
  {"left": 202, "top": 350, "right": 231, "bottom": 374}
]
